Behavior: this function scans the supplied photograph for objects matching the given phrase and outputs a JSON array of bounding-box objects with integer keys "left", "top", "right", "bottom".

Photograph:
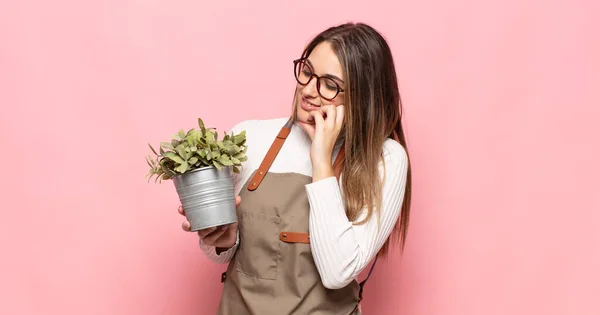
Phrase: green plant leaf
[
  {"left": 176, "top": 161, "right": 188, "bottom": 173},
  {"left": 206, "top": 130, "right": 215, "bottom": 144},
  {"left": 218, "top": 155, "right": 233, "bottom": 166},
  {"left": 176, "top": 145, "right": 187, "bottom": 159},
  {"left": 221, "top": 140, "right": 234, "bottom": 151},
  {"left": 199, "top": 148, "right": 209, "bottom": 158},
  {"left": 148, "top": 143, "right": 159, "bottom": 156},
  {"left": 164, "top": 152, "right": 184, "bottom": 164},
  {"left": 160, "top": 142, "right": 174, "bottom": 150},
  {"left": 227, "top": 144, "right": 240, "bottom": 155},
  {"left": 146, "top": 119, "right": 247, "bottom": 180},
  {"left": 161, "top": 161, "right": 174, "bottom": 175},
  {"left": 145, "top": 156, "right": 155, "bottom": 168},
  {"left": 212, "top": 160, "right": 223, "bottom": 170},
  {"left": 233, "top": 131, "right": 246, "bottom": 145},
  {"left": 198, "top": 118, "right": 205, "bottom": 131}
]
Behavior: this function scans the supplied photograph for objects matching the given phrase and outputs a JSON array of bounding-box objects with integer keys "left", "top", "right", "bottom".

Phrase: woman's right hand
[{"left": 178, "top": 196, "right": 241, "bottom": 250}]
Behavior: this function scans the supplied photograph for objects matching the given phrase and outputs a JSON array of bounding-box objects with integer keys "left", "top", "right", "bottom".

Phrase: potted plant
[{"left": 145, "top": 118, "right": 248, "bottom": 231}]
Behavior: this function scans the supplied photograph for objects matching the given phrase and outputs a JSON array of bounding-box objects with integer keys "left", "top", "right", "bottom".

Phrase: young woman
[{"left": 177, "top": 22, "right": 412, "bottom": 315}]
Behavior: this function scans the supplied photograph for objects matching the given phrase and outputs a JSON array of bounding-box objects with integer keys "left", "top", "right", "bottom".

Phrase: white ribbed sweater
[{"left": 199, "top": 117, "right": 408, "bottom": 289}]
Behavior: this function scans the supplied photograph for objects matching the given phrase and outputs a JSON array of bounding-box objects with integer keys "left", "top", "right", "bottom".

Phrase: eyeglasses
[{"left": 293, "top": 58, "right": 344, "bottom": 100}]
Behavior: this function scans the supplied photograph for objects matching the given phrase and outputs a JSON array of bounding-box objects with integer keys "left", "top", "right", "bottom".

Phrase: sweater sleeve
[
  {"left": 198, "top": 230, "right": 239, "bottom": 264},
  {"left": 305, "top": 140, "right": 409, "bottom": 289}
]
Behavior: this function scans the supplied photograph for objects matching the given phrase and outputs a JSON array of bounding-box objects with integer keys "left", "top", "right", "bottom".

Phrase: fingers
[
  {"left": 321, "top": 105, "right": 337, "bottom": 128},
  {"left": 179, "top": 205, "right": 192, "bottom": 231},
  {"left": 182, "top": 220, "right": 191, "bottom": 232},
  {"left": 235, "top": 195, "right": 241, "bottom": 207},
  {"left": 310, "top": 109, "right": 325, "bottom": 127},
  {"left": 299, "top": 121, "right": 316, "bottom": 140},
  {"left": 202, "top": 225, "right": 229, "bottom": 244},
  {"left": 319, "top": 105, "right": 344, "bottom": 134},
  {"left": 300, "top": 112, "right": 320, "bottom": 140},
  {"left": 197, "top": 226, "right": 218, "bottom": 238}
]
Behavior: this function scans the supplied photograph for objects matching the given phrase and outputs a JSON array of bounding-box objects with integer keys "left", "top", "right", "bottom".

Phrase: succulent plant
[{"left": 146, "top": 118, "right": 247, "bottom": 183}]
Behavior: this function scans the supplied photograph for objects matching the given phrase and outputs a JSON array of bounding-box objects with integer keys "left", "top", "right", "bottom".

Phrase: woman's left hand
[{"left": 299, "top": 104, "right": 345, "bottom": 180}]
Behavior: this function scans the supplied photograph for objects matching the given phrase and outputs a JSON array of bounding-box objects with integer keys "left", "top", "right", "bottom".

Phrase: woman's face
[{"left": 295, "top": 41, "right": 346, "bottom": 125}]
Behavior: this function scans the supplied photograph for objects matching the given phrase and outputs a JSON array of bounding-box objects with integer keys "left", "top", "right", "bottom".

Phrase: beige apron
[{"left": 217, "top": 118, "right": 378, "bottom": 315}]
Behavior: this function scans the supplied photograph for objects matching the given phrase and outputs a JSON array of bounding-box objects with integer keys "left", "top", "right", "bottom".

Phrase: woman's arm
[
  {"left": 198, "top": 231, "right": 239, "bottom": 264},
  {"left": 305, "top": 139, "right": 409, "bottom": 289}
]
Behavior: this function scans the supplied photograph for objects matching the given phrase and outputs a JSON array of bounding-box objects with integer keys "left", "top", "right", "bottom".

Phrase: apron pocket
[{"left": 235, "top": 209, "right": 282, "bottom": 280}]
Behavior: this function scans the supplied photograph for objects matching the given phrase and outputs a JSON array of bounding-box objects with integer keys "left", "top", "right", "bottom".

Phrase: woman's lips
[{"left": 301, "top": 97, "right": 320, "bottom": 112}]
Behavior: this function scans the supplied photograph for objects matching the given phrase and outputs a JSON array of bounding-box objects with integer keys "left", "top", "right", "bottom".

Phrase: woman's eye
[{"left": 324, "top": 80, "right": 338, "bottom": 91}]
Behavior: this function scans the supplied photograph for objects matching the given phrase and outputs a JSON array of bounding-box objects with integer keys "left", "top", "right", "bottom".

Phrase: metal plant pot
[{"left": 173, "top": 165, "right": 237, "bottom": 231}]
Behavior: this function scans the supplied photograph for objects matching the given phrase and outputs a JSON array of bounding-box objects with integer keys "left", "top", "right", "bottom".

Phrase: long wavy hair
[{"left": 291, "top": 22, "right": 412, "bottom": 257}]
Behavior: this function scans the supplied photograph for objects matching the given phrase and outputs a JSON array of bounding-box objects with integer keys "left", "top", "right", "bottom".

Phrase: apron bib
[{"left": 217, "top": 118, "right": 377, "bottom": 315}]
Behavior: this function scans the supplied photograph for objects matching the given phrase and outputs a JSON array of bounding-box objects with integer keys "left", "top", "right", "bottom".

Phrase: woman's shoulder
[
  {"left": 228, "top": 117, "right": 290, "bottom": 166},
  {"left": 228, "top": 117, "right": 289, "bottom": 136},
  {"left": 382, "top": 138, "right": 407, "bottom": 158},
  {"left": 380, "top": 138, "right": 409, "bottom": 170}
]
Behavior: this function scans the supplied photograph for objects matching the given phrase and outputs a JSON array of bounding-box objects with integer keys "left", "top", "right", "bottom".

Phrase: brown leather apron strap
[
  {"left": 247, "top": 119, "right": 293, "bottom": 191},
  {"left": 279, "top": 232, "right": 310, "bottom": 244}
]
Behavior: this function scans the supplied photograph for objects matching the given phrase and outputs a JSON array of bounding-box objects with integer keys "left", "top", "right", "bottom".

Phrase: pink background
[{"left": 1, "top": 0, "right": 599, "bottom": 314}]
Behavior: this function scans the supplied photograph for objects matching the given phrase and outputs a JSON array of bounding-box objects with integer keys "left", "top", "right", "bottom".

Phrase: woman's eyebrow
[{"left": 306, "top": 59, "right": 345, "bottom": 84}]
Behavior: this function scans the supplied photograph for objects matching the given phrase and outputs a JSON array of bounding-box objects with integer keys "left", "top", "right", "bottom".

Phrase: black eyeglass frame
[{"left": 293, "top": 58, "right": 345, "bottom": 100}]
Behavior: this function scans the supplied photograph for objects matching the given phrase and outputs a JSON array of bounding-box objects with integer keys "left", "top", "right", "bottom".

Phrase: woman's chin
[
  {"left": 295, "top": 112, "right": 313, "bottom": 125},
  {"left": 297, "top": 116, "right": 315, "bottom": 126}
]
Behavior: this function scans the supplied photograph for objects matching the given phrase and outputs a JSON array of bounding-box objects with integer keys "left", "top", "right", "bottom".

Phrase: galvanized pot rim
[{"left": 174, "top": 165, "right": 220, "bottom": 177}]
